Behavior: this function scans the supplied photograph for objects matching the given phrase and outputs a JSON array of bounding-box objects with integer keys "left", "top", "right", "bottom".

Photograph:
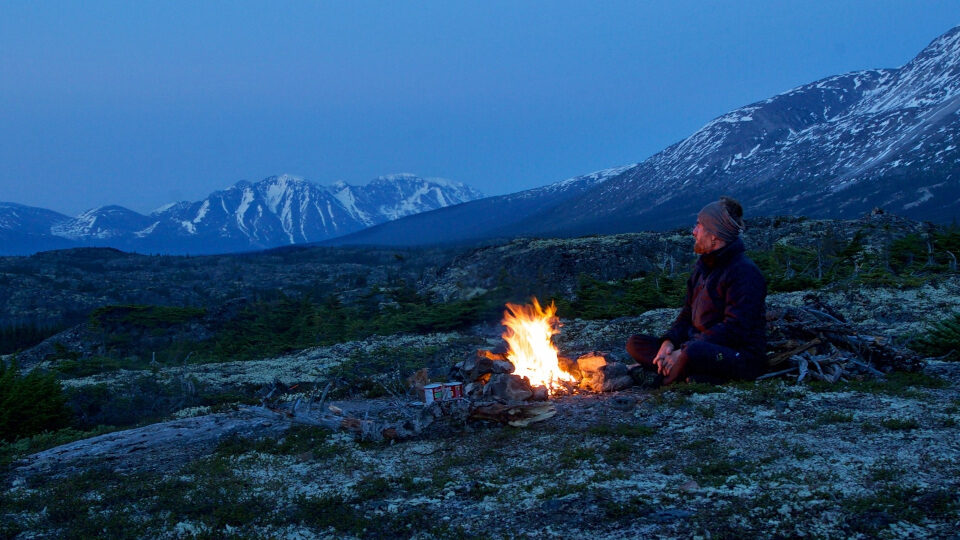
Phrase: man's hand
[
  {"left": 653, "top": 340, "right": 674, "bottom": 368},
  {"left": 654, "top": 340, "right": 688, "bottom": 384},
  {"left": 657, "top": 349, "right": 688, "bottom": 384}
]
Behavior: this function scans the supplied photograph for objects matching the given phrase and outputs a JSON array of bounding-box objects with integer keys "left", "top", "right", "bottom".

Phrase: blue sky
[{"left": 1, "top": 1, "right": 957, "bottom": 215}]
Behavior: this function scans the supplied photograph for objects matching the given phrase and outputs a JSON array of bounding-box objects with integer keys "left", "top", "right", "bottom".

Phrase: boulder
[
  {"left": 576, "top": 353, "right": 608, "bottom": 374},
  {"left": 482, "top": 373, "right": 534, "bottom": 403},
  {"left": 455, "top": 350, "right": 516, "bottom": 382},
  {"left": 579, "top": 361, "right": 634, "bottom": 393}
]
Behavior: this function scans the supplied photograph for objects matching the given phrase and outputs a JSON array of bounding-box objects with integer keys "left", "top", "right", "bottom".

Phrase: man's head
[{"left": 692, "top": 196, "right": 744, "bottom": 255}]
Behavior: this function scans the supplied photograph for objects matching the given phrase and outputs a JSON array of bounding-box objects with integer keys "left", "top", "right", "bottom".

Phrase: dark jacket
[{"left": 663, "top": 237, "right": 767, "bottom": 362}]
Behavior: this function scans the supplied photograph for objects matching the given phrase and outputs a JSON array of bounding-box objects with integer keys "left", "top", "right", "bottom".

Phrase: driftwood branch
[
  {"left": 756, "top": 366, "right": 799, "bottom": 380},
  {"left": 768, "top": 338, "right": 822, "bottom": 367}
]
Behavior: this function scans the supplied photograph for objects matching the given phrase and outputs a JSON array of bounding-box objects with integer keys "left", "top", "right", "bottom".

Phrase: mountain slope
[
  {"left": 546, "top": 26, "right": 960, "bottom": 235},
  {"left": 0, "top": 203, "right": 76, "bottom": 255},
  {"left": 335, "top": 26, "right": 960, "bottom": 246}
]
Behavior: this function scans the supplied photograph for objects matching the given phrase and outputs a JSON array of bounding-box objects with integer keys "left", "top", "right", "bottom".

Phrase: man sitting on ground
[{"left": 626, "top": 196, "right": 767, "bottom": 385}]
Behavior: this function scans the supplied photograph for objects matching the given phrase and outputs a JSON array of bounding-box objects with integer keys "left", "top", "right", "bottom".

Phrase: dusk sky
[{"left": 1, "top": 1, "right": 958, "bottom": 216}]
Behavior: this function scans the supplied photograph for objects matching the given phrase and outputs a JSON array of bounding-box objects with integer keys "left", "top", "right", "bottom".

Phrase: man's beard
[{"left": 693, "top": 236, "right": 713, "bottom": 254}]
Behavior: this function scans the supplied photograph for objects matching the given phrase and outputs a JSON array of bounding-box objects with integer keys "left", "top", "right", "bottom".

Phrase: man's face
[{"left": 692, "top": 220, "right": 720, "bottom": 254}]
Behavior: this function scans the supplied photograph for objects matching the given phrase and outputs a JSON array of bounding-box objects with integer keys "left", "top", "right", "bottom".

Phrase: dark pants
[{"left": 626, "top": 334, "right": 763, "bottom": 383}]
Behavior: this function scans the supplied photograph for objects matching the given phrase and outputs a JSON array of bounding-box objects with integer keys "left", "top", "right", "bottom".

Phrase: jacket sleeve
[
  {"left": 662, "top": 272, "right": 695, "bottom": 346},
  {"left": 698, "top": 262, "right": 766, "bottom": 349}
]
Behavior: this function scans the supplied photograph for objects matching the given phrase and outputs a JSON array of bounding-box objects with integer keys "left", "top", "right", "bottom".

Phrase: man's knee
[{"left": 626, "top": 334, "right": 658, "bottom": 364}]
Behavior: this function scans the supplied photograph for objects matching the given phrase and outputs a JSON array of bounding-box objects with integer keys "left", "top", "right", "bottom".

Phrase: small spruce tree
[
  {"left": 913, "top": 313, "right": 960, "bottom": 361},
  {"left": 0, "top": 358, "right": 73, "bottom": 441}
]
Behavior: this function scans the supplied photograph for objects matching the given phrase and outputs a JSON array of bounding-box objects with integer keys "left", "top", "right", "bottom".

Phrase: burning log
[
  {"left": 500, "top": 298, "right": 577, "bottom": 391},
  {"left": 451, "top": 298, "right": 642, "bottom": 407},
  {"left": 558, "top": 356, "right": 581, "bottom": 380}
]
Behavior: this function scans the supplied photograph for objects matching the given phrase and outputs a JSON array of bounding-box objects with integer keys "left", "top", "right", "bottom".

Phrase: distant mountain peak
[
  {"left": 262, "top": 174, "right": 308, "bottom": 185},
  {"left": 373, "top": 173, "right": 421, "bottom": 183},
  {"left": 918, "top": 24, "right": 960, "bottom": 60},
  {"left": 0, "top": 173, "right": 484, "bottom": 254}
]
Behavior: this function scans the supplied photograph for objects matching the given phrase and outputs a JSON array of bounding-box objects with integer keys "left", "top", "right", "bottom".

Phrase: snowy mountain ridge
[{"left": 0, "top": 174, "right": 483, "bottom": 255}]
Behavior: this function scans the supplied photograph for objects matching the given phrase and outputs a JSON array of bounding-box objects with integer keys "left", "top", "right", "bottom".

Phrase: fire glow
[{"left": 501, "top": 297, "right": 575, "bottom": 392}]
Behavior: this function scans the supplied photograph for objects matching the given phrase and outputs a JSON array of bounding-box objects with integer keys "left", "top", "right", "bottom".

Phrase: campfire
[
  {"left": 501, "top": 298, "right": 576, "bottom": 393},
  {"left": 448, "top": 297, "right": 635, "bottom": 405}
]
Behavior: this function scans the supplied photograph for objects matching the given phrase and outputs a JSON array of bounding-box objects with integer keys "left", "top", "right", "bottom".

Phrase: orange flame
[{"left": 501, "top": 297, "right": 575, "bottom": 392}]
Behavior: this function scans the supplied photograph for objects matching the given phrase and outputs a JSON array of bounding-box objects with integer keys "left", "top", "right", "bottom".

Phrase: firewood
[
  {"left": 756, "top": 366, "right": 799, "bottom": 380},
  {"left": 768, "top": 338, "right": 822, "bottom": 367},
  {"left": 797, "top": 357, "right": 809, "bottom": 383},
  {"left": 764, "top": 303, "right": 924, "bottom": 379}
]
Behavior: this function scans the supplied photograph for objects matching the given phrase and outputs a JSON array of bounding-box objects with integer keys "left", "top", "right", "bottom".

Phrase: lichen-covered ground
[
  {"left": 3, "top": 371, "right": 959, "bottom": 539},
  {"left": 3, "top": 281, "right": 960, "bottom": 538}
]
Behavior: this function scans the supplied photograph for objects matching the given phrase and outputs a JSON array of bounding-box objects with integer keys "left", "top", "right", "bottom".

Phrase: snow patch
[
  {"left": 134, "top": 222, "right": 159, "bottom": 238},
  {"left": 903, "top": 186, "right": 935, "bottom": 209},
  {"left": 236, "top": 188, "right": 255, "bottom": 235},
  {"left": 193, "top": 200, "right": 210, "bottom": 223}
]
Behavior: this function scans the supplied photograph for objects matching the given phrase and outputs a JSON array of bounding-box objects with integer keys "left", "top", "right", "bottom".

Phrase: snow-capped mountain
[
  {"left": 326, "top": 165, "right": 633, "bottom": 246},
  {"left": 335, "top": 25, "right": 960, "bottom": 245},
  {"left": 50, "top": 206, "right": 155, "bottom": 240},
  {"left": 0, "top": 203, "right": 77, "bottom": 255},
  {"left": 0, "top": 174, "right": 483, "bottom": 255},
  {"left": 543, "top": 25, "right": 960, "bottom": 235}
]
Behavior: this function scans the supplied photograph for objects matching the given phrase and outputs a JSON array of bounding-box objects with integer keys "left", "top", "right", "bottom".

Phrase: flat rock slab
[{"left": 12, "top": 409, "right": 291, "bottom": 481}]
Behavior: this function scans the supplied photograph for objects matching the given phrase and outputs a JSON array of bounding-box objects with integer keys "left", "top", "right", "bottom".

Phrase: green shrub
[
  {"left": 90, "top": 305, "right": 206, "bottom": 330},
  {"left": 0, "top": 321, "right": 63, "bottom": 355},
  {"left": 750, "top": 245, "right": 823, "bottom": 292},
  {"left": 568, "top": 272, "right": 687, "bottom": 320},
  {"left": 206, "top": 291, "right": 507, "bottom": 361},
  {"left": 912, "top": 312, "right": 960, "bottom": 360},
  {"left": 0, "top": 358, "right": 72, "bottom": 441}
]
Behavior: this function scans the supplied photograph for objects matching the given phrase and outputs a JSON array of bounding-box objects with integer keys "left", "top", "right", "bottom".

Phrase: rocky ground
[{"left": 3, "top": 279, "right": 960, "bottom": 538}]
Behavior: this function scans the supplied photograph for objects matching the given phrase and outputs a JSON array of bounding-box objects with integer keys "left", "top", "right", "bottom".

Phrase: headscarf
[{"left": 697, "top": 200, "right": 744, "bottom": 243}]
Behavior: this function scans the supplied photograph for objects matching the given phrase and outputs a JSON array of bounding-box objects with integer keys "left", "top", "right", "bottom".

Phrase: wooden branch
[
  {"left": 768, "top": 338, "right": 822, "bottom": 366},
  {"left": 757, "top": 366, "right": 798, "bottom": 380},
  {"left": 797, "top": 357, "right": 809, "bottom": 383},
  {"left": 846, "top": 357, "right": 887, "bottom": 377}
]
